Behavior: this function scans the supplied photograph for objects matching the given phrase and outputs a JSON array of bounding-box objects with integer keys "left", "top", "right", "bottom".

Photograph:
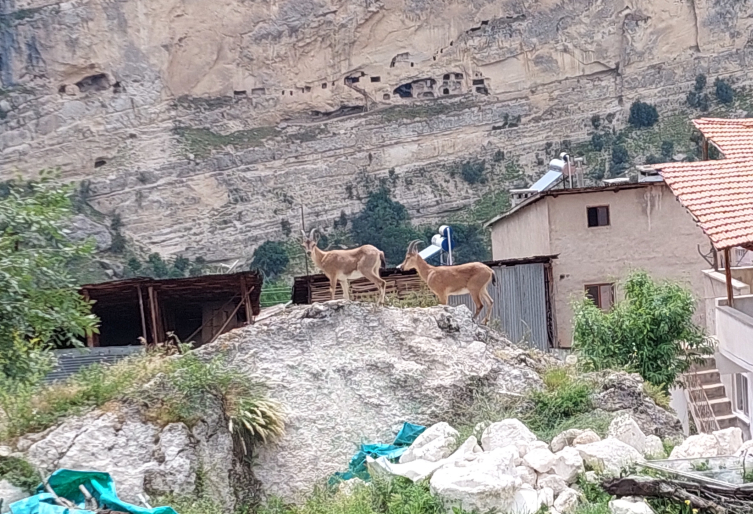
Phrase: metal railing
[{"left": 683, "top": 369, "right": 721, "bottom": 434}]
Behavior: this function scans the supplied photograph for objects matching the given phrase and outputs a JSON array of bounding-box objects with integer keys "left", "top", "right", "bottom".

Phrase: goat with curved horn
[
  {"left": 302, "top": 228, "right": 387, "bottom": 304},
  {"left": 398, "top": 240, "right": 497, "bottom": 324}
]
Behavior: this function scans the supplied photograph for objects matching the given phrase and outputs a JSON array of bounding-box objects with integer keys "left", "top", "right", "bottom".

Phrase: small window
[
  {"left": 585, "top": 283, "right": 614, "bottom": 311},
  {"left": 322, "top": 83, "right": 327, "bottom": 89},
  {"left": 443, "top": 74, "right": 450, "bottom": 80},
  {"left": 587, "top": 206, "right": 610, "bottom": 227},
  {"left": 472, "top": 78, "right": 485, "bottom": 85},
  {"left": 736, "top": 373, "right": 749, "bottom": 416},
  {"left": 370, "top": 76, "right": 381, "bottom": 82}
]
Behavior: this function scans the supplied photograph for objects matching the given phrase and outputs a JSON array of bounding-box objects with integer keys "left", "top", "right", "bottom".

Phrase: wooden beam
[
  {"left": 147, "top": 286, "right": 159, "bottom": 345},
  {"left": 207, "top": 297, "right": 246, "bottom": 346},
  {"left": 724, "top": 248, "right": 734, "bottom": 308},
  {"left": 137, "top": 286, "right": 148, "bottom": 344},
  {"left": 240, "top": 275, "right": 253, "bottom": 324},
  {"left": 702, "top": 137, "right": 709, "bottom": 160},
  {"left": 82, "top": 289, "right": 94, "bottom": 348}
]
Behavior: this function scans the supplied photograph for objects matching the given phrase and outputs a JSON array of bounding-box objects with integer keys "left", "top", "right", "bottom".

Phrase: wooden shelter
[{"left": 81, "top": 271, "right": 262, "bottom": 348}]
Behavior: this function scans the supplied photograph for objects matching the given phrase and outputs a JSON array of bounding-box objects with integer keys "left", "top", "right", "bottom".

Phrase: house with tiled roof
[{"left": 652, "top": 118, "right": 753, "bottom": 440}]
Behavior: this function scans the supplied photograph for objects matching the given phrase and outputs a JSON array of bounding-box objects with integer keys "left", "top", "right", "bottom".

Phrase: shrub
[
  {"left": 493, "top": 149, "right": 505, "bottom": 162},
  {"left": 250, "top": 241, "right": 290, "bottom": 278},
  {"left": 573, "top": 271, "right": 714, "bottom": 389},
  {"left": 460, "top": 160, "right": 486, "bottom": 184},
  {"left": 350, "top": 187, "right": 421, "bottom": 265},
  {"left": 0, "top": 174, "right": 98, "bottom": 384},
  {"left": 643, "top": 382, "right": 671, "bottom": 410},
  {"left": 591, "top": 115, "right": 601, "bottom": 129},
  {"left": 611, "top": 144, "right": 629, "bottom": 169},
  {"left": 147, "top": 252, "right": 170, "bottom": 278},
  {"left": 528, "top": 368, "right": 593, "bottom": 433},
  {"left": 591, "top": 132, "right": 606, "bottom": 152},
  {"left": 628, "top": 101, "right": 659, "bottom": 128},
  {"left": 280, "top": 219, "right": 292, "bottom": 237},
  {"left": 0, "top": 455, "right": 38, "bottom": 492},
  {"left": 715, "top": 78, "right": 734, "bottom": 104},
  {"left": 645, "top": 155, "right": 663, "bottom": 165},
  {"left": 661, "top": 141, "right": 675, "bottom": 160},
  {"left": 695, "top": 74, "right": 707, "bottom": 92}
]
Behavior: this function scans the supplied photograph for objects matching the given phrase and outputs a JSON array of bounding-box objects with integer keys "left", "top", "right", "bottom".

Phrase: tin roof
[
  {"left": 693, "top": 118, "right": 753, "bottom": 159},
  {"left": 655, "top": 159, "right": 753, "bottom": 251}
]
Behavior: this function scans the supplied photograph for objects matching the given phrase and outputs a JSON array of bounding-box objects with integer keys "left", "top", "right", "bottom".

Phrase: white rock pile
[{"left": 367, "top": 414, "right": 749, "bottom": 514}]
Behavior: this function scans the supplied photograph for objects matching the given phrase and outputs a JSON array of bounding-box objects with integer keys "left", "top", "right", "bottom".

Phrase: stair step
[
  {"left": 693, "top": 369, "right": 721, "bottom": 386},
  {"left": 707, "top": 398, "right": 734, "bottom": 416},
  {"left": 689, "top": 383, "right": 728, "bottom": 400},
  {"left": 699, "top": 413, "right": 740, "bottom": 430},
  {"left": 691, "top": 357, "right": 718, "bottom": 372}
]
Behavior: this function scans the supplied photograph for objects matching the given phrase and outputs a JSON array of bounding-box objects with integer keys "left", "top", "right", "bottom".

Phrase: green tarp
[
  {"left": 329, "top": 422, "right": 425, "bottom": 487},
  {"left": 9, "top": 469, "right": 178, "bottom": 514}
]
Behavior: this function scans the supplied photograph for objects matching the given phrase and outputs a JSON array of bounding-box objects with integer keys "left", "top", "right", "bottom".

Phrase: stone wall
[{"left": 1, "top": 0, "right": 753, "bottom": 261}]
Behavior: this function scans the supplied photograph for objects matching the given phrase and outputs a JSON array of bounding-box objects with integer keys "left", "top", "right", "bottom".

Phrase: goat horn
[
  {"left": 408, "top": 239, "right": 423, "bottom": 253},
  {"left": 309, "top": 228, "right": 318, "bottom": 240}
]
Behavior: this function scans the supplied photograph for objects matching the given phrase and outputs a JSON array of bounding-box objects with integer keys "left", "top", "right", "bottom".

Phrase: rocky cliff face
[{"left": 1, "top": 0, "right": 752, "bottom": 261}]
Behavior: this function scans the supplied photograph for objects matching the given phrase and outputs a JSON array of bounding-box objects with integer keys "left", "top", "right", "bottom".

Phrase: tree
[
  {"left": 660, "top": 141, "right": 674, "bottom": 160},
  {"left": 0, "top": 175, "right": 99, "bottom": 383},
  {"left": 573, "top": 271, "right": 713, "bottom": 389},
  {"left": 250, "top": 240, "right": 289, "bottom": 278},
  {"left": 460, "top": 160, "right": 486, "bottom": 184},
  {"left": 350, "top": 187, "right": 421, "bottom": 265},
  {"left": 147, "top": 253, "right": 169, "bottom": 278},
  {"left": 590, "top": 132, "right": 605, "bottom": 152},
  {"left": 715, "top": 78, "right": 734, "bottom": 104},
  {"left": 628, "top": 101, "right": 659, "bottom": 128},
  {"left": 611, "top": 143, "right": 630, "bottom": 170},
  {"left": 695, "top": 74, "right": 707, "bottom": 92}
]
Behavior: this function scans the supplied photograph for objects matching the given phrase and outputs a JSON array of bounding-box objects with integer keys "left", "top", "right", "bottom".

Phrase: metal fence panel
[{"left": 449, "top": 263, "right": 549, "bottom": 351}]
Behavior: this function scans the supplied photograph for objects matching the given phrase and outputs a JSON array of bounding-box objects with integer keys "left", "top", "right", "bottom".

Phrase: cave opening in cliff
[
  {"left": 94, "top": 158, "right": 107, "bottom": 168},
  {"left": 113, "top": 82, "right": 123, "bottom": 94},
  {"left": 393, "top": 83, "right": 413, "bottom": 98},
  {"left": 442, "top": 88, "right": 449, "bottom": 95},
  {"left": 76, "top": 73, "right": 110, "bottom": 93},
  {"left": 370, "top": 76, "right": 381, "bottom": 82},
  {"left": 472, "top": 78, "right": 485, "bottom": 85},
  {"left": 234, "top": 90, "right": 247, "bottom": 97}
]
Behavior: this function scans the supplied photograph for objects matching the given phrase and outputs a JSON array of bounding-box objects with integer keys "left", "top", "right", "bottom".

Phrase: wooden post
[
  {"left": 137, "top": 286, "right": 148, "bottom": 343},
  {"left": 724, "top": 248, "right": 734, "bottom": 308},
  {"left": 82, "top": 289, "right": 95, "bottom": 348},
  {"left": 208, "top": 297, "right": 246, "bottom": 345},
  {"left": 147, "top": 286, "right": 159, "bottom": 345},
  {"left": 702, "top": 138, "right": 709, "bottom": 160},
  {"left": 240, "top": 275, "right": 253, "bottom": 323}
]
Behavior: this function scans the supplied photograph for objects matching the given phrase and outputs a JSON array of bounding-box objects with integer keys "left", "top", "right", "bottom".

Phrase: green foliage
[
  {"left": 628, "top": 101, "right": 659, "bottom": 128},
  {"left": 109, "top": 213, "right": 126, "bottom": 254},
  {"left": 127, "top": 257, "right": 142, "bottom": 273},
  {"left": 528, "top": 368, "right": 594, "bottom": 434},
  {"left": 695, "top": 74, "right": 707, "bottom": 92},
  {"left": 333, "top": 211, "right": 348, "bottom": 230},
  {"left": 611, "top": 144, "right": 630, "bottom": 171},
  {"left": 591, "top": 115, "right": 601, "bottom": 130},
  {"left": 0, "top": 455, "right": 39, "bottom": 492},
  {"left": 260, "top": 278, "right": 292, "bottom": 307},
  {"left": 687, "top": 91, "right": 710, "bottom": 112},
  {"left": 493, "top": 149, "right": 505, "bottom": 162},
  {"left": 350, "top": 187, "right": 421, "bottom": 265},
  {"left": 573, "top": 271, "right": 713, "bottom": 389},
  {"left": 661, "top": 141, "right": 675, "bottom": 160},
  {"left": 459, "top": 160, "right": 486, "bottom": 184},
  {"left": 576, "top": 474, "right": 610, "bottom": 505},
  {"left": 642, "top": 382, "right": 671, "bottom": 410},
  {"left": 251, "top": 241, "right": 290, "bottom": 278},
  {"left": 591, "top": 132, "right": 606, "bottom": 152},
  {"left": 174, "top": 126, "right": 280, "bottom": 159},
  {"left": 147, "top": 252, "right": 169, "bottom": 278},
  {"left": 644, "top": 155, "right": 663, "bottom": 165},
  {"left": 0, "top": 174, "right": 98, "bottom": 384},
  {"left": 715, "top": 78, "right": 734, "bottom": 104},
  {"left": 0, "top": 351, "right": 285, "bottom": 448}
]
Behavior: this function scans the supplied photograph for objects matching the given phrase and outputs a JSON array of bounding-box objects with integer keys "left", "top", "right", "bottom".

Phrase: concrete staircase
[{"left": 685, "top": 357, "right": 739, "bottom": 431}]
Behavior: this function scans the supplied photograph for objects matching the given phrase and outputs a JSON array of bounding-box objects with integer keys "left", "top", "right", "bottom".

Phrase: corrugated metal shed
[{"left": 448, "top": 262, "right": 552, "bottom": 351}]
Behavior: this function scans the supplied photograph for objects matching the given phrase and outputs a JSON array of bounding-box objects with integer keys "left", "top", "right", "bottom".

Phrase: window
[
  {"left": 585, "top": 283, "right": 614, "bottom": 311},
  {"left": 587, "top": 206, "right": 610, "bottom": 227},
  {"left": 370, "top": 76, "right": 381, "bottom": 82},
  {"left": 736, "top": 373, "right": 749, "bottom": 417}
]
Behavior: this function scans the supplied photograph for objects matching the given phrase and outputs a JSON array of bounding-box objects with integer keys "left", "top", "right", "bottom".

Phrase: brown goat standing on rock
[
  {"left": 398, "top": 240, "right": 496, "bottom": 324},
  {"left": 302, "top": 228, "right": 388, "bottom": 304}
]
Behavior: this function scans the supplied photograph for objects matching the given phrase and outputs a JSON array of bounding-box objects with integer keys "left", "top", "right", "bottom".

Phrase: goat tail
[
  {"left": 491, "top": 271, "right": 497, "bottom": 286},
  {"left": 379, "top": 251, "right": 386, "bottom": 269}
]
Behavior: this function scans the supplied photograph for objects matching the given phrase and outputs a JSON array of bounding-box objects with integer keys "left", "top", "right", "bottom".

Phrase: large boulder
[
  {"left": 713, "top": 427, "right": 743, "bottom": 455},
  {"left": 573, "top": 430, "right": 601, "bottom": 446},
  {"left": 550, "top": 429, "right": 583, "bottom": 452},
  {"left": 16, "top": 408, "right": 234, "bottom": 508},
  {"left": 0, "top": 480, "right": 27, "bottom": 513},
  {"left": 575, "top": 438, "right": 644, "bottom": 475},
  {"left": 552, "top": 446, "right": 585, "bottom": 484},
  {"left": 202, "top": 302, "right": 549, "bottom": 501},
  {"left": 609, "top": 498, "right": 655, "bottom": 514},
  {"left": 590, "top": 371, "right": 683, "bottom": 439},
  {"left": 400, "top": 422, "right": 458, "bottom": 463},
  {"left": 608, "top": 415, "right": 647, "bottom": 454},
  {"left": 643, "top": 435, "right": 666, "bottom": 458},
  {"left": 554, "top": 487, "right": 580, "bottom": 513},
  {"left": 430, "top": 447, "right": 521, "bottom": 514},
  {"left": 481, "top": 419, "right": 538, "bottom": 455},
  {"left": 523, "top": 447, "right": 557, "bottom": 473},
  {"left": 669, "top": 434, "right": 720, "bottom": 459},
  {"left": 65, "top": 214, "right": 112, "bottom": 252}
]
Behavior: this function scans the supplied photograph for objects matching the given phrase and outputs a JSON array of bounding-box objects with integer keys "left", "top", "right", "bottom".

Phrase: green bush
[
  {"left": 251, "top": 241, "right": 290, "bottom": 278},
  {"left": 661, "top": 141, "right": 675, "bottom": 160},
  {"left": 628, "top": 101, "right": 659, "bottom": 128},
  {"left": 528, "top": 368, "right": 594, "bottom": 433},
  {"left": 148, "top": 252, "right": 170, "bottom": 278},
  {"left": 0, "top": 173, "right": 98, "bottom": 384},
  {"left": 350, "top": 187, "right": 421, "bottom": 265},
  {"left": 0, "top": 456, "right": 39, "bottom": 492},
  {"left": 573, "top": 271, "right": 714, "bottom": 389},
  {"left": 460, "top": 160, "right": 486, "bottom": 184},
  {"left": 611, "top": 144, "right": 629, "bottom": 170},
  {"left": 715, "top": 78, "right": 734, "bottom": 104},
  {"left": 591, "top": 132, "right": 606, "bottom": 152},
  {"left": 644, "top": 155, "right": 663, "bottom": 165},
  {"left": 695, "top": 74, "right": 707, "bottom": 92}
]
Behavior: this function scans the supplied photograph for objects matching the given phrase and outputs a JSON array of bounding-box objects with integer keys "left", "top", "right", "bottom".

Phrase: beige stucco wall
[
  {"left": 490, "top": 184, "right": 711, "bottom": 347},
  {"left": 490, "top": 199, "right": 551, "bottom": 260}
]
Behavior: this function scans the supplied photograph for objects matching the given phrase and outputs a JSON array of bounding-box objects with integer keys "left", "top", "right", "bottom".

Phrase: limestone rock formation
[
  {"left": 0, "top": 479, "right": 26, "bottom": 513},
  {"left": 201, "top": 301, "right": 545, "bottom": 500},
  {"left": 2, "top": 0, "right": 753, "bottom": 261}
]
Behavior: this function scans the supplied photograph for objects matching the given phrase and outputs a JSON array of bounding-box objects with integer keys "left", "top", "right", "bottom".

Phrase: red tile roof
[
  {"left": 693, "top": 118, "right": 753, "bottom": 159},
  {"left": 655, "top": 159, "right": 753, "bottom": 250}
]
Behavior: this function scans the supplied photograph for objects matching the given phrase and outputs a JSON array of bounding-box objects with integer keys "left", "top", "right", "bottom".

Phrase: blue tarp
[
  {"left": 328, "top": 422, "right": 425, "bottom": 487},
  {"left": 9, "top": 469, "right": 178, "bottom": 514}
]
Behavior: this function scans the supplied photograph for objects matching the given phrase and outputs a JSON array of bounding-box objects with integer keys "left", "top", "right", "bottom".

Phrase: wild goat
[
  {"left": 302, "top": 229, "right": 388, "bottom": 304},
  {"left": 398, "top": 240, "right": 496, "bottom": 324}
]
